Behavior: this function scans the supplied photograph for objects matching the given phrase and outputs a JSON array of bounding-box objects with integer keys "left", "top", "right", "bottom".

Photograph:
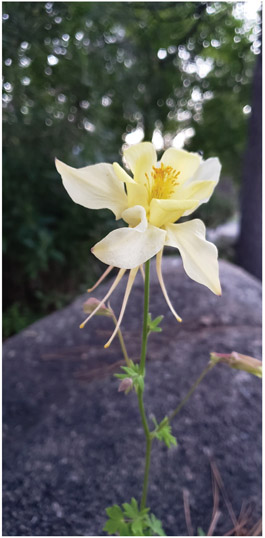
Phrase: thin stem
[
  {"left": 168, "top": 362, "right": 215, "bottom": 422},
  {"left": 137, "top": 388, "right": 150, "bottom": 439},
  {"left": 139, "top": 259, "right": 150, "bottom": 374},
  {"left": 110, "top": 311, "right": 130, "bottom": 366},
  {"left": 141, "top": 436, "right": 152, "bottom": 511},
  {"left": 152, "top": 362, "right": 216, "bottom": 437},
  {"left": 137, "top": 389, "right": 152, "bottom": 511},
  {"left": 137, "top": 260, "right": 152, "bottom": 510}
]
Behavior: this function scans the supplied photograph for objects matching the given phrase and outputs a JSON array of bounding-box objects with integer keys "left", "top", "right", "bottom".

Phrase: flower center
[{"left": 145, "top": 163, "right": 180, "bottom": 201}]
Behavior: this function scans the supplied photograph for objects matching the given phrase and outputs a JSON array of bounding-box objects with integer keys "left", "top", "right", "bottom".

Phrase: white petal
[
  {"left": 181, "top": 157, "right": 221, "bottom": 216},
  {"left": 122, "top": 205, "right": 148, "bottom": 231},
  {"left": 92, "top": 224, "right": 166, "bottom": 269},
  {"left": 165, "top": 219, "right": 221, "bottom": 295},
  {"left": 55, "top": 159, "right": 128, "bottom": 219},
  {"left": 123, "top": 142, "right": 157, "bottom": 185},
  {"left": 161, "top": 148, "right": 201, "bottom": 184},
  {"left": 187, "top": 157, "right": 221, "bottom": 186}
]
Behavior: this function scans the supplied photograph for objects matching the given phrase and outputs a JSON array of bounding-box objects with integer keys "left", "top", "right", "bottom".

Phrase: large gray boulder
[{"left": 3, "top": 259, "right": 261, "bottom": 536}]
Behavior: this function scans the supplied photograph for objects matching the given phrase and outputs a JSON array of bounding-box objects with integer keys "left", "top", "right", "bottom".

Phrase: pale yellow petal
[
  {"left": 161, "top": 148, "right": 201, "bottom": 184},
  {"left": 149, "top": 198, "right": 199, "bottom": 228},
  {"left": 80, "top": 268, "right": 126, "bottom": 328},
  {"left": 122, "top": 205, "right": 147, "bottom": 231},
  {"left": 156, "top": 249, "right": 182, "bottom": 322},
  {"left": 113, "top": 162, "right": 136, "bottom": 184},
  {"left": 126, "top": 182, "right": 149, "bottom": 211},
  {"left": 55, "top": 159, "right": 128, "bottom": 219},
  {"left": 187, "top": 157, "right": 221, "bottom": 186},
  {"left": 176, "top": 181, "right": 216, "bottom": 202},
  {"left": 87, "top": 265, "right": 114, "bottom": 292},
  {"left": 180, "top": 157, "right": 221, "bottom": 215},
  {"left": 124, "top": 142, "right": 157, "bottom": 185},
  {"left": 165, "top": 219, "right": 221, "bottom": 295},
  {"left": 104, "top": 267, "right": 138, "bottom": 348},
  {"left": 92, "top": 224, "right": 166, "bottom": 269}
]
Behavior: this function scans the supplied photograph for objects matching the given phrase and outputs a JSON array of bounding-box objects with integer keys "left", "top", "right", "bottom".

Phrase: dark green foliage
[
  {"left": 3, "top": 2, "right": 260, "bottom": 336},
  {"left": 104, "top": 498, "right": 165, "bottom": 536}
]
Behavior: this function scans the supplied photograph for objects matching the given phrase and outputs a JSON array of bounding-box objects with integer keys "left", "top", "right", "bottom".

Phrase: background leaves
[{"left": 3, "top": 2, "right": 261, "bottom": 337}]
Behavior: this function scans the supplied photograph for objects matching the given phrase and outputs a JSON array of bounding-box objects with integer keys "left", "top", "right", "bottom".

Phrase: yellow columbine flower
[{"left": 56, "top": 142, "right": 221, "bottom": 347}]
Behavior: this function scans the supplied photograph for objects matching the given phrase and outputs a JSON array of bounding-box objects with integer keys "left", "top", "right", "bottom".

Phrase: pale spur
[{"left": 55, "top": 142, "right": 221, "bottom": 347}]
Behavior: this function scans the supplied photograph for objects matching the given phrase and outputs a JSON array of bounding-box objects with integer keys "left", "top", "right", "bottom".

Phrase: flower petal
[
  {"left": 87, "top": 265, "right": 114, "bottom": 293},
  {"left": 187, "top": 157, "right": 221, "bottom": 186},
  {"left": 92, "top": 223, "right": 166, "bottom": 269},
  {"left": 126, "top": 182, "right": 149, "bottom": 210},
  {"left": 156, "top": 249, "right": 182, "bottom": 322},
  {"left": 113, "top": 162, "right": 136, "bottom": 184},
  {"left": 161, "top": 148, "right": 201, "bottom": 184},
  {"left": 149, "top": 198, "right": 199, "bottom": 228},
  {"left": 123, "top": 142, "right": 157, "bottom": 185},
  {"left": 104, "top": 267, "right": 139, "bottom": 348},
  {"left": 55, "top": 159, "right": 128, "bottom": 219},
  {"left": 80, "top": 268, "right": 126, "bottom": 328},
  {"left": 122, "top": 205, "right": 147, "bottom": 231},
  {"left": 165, "top": 219, "right": 221, "bottom": 295},
  {"left": 180, "top": 157, "right": 221, "bottom": 215}
]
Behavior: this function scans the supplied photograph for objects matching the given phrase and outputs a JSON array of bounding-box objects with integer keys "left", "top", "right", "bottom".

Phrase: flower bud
[
  {"left": 118, "top": 377, "right": 133, "bottom": 394},
  {"left": 83, "top": 297, "right": 112, "bottom": 317},
  {"left": 210, "top": 351, "right": 262, "bottom": 378}
]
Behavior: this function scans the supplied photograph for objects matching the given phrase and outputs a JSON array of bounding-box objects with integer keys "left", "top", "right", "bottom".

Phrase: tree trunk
[{"left": 236, "top": 52, "right": 262, "bottom": 280}]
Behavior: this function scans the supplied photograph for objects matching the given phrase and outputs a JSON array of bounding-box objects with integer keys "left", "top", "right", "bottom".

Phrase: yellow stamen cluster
[{"left": 145, "top": 163, "right": 180, "bottom": 201}]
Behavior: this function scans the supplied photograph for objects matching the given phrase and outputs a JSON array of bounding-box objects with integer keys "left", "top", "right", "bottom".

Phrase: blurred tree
[
  {"left": 2, "top": 2, "right": 261, "bottom": 336},
  {"left": 236, "top": 49, "right": 262, "bottom": 279}
]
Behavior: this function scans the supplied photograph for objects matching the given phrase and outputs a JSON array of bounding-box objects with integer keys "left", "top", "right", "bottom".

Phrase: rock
[
  {"left": 207, "top": 217, "right": 239, "bottom": 249},
  {"left": 3, "top": 259, "right": 261, "bottom": 536}
]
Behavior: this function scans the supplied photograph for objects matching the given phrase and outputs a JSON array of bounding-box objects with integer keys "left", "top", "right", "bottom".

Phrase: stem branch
[{"left": 168, "top": 361, "right": 215, "bottom": 422}]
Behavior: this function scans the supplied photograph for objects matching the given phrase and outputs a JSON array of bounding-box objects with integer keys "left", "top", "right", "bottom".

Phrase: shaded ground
[{"left": 3, "top": 259, "right": 262, "bottom": 536}]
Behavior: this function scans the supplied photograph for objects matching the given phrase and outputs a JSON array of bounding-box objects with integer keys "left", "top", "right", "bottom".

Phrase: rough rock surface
[{"left": 3, "top": 259, "right": 262, "bottom": 536}]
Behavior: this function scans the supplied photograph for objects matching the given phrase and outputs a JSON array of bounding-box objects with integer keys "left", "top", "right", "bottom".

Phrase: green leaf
[
  {"left": 147, "top": 313, "right": 164, "bottom": 334},
  {"left": 146, "top": 513, "right": 166, "bottom": 536},
  {"left": 104, "top": 504, "right": 129, "bottom": 535},
  {"left": 115, "top": 363, "right": 144, "bottom": 392},
  {"left": 152, "top": 417, "right": 177, "bottom": 449},
  {"left": 197, "top": 527, "right": 206, "bottom": 536},
  {"left": 123, "top": 498, "right": 149, "bottom": 535}
]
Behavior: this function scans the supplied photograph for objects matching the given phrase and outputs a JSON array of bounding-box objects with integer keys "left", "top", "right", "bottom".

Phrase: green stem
[
  {"left": 152, "top": 362, "right": 216, "bottom": 437},
  {"left": 137, "top": 388, "right": 152, "bottom": 511},
  {"left": 141, "top": 437, "right": 152, "bottom": 510},
  {"left": 168, "top": 361, "right": 215, "bottom": 422},
  {"left": 137, "top": 260, "right": 152, "bottom": 511},
  {"left": 139, "top": 259, "right": 150, "bottom": 375}
]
